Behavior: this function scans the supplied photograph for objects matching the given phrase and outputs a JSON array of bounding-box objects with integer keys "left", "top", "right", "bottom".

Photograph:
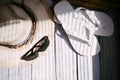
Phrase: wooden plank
[
  {"left": 55, "top": 24, "right": 78, "bottom": 80},
  {"left": 92, "top": 55, "right": 100, "bottom": 80},
  {"left": 77, "top": 56, "right": 96, "bottom": 80},
  {"left": 18, "top": 65, "right": 32, "bottom": 80},
  {"left": 0, "top": 67, "right": 9, "bottom": 80},
  {"left": 8, "top": 68, "right": 19, "bottom": 80},
  {"left": 100, "top": 36, "right": 119, "bottom": 80}
]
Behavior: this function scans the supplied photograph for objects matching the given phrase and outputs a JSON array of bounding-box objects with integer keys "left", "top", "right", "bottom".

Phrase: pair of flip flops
[{"left": 54, "top": 0, "right": 114, "bottom": 56}]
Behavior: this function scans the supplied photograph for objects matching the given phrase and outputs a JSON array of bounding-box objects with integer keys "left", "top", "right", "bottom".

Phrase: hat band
[{"left": 0, "top": 1, "right": 36, "bottom": 49}]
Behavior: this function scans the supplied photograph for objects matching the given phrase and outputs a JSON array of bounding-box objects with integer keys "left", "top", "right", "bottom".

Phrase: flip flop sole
[{"left": 85, "top": 9, "right": 114, "bottom": 36}]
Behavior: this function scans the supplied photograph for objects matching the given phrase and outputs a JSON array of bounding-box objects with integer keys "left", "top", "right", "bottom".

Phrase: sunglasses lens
[
  {"left": 38, "top": 36, "right": 50, "bottom": 52},
  {"left": 21, "top": 51, "right": 39, "bottom": 61}
]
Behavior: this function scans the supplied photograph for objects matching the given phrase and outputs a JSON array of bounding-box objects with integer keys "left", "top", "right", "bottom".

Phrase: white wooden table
[{"left": 0, "top": 0, "right": 118, "bottom": 80}]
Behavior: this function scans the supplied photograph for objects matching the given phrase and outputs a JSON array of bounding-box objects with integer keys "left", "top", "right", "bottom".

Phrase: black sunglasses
[{"left": 21, "top": 36, "right": 50, "bottom": 61}]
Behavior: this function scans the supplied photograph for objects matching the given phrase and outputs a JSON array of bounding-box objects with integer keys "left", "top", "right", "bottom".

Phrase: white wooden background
[
  {"left": 0, "top": 0, "right": 119, "bottom": 80},
  {"left": 0, "top": 23, "right": 100, "bottom": 80}
]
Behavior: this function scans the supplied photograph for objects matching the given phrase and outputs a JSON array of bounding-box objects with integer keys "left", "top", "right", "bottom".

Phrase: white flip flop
[
  {"left": 74, "top": 7, "right": 114, "bottom": 36},
  {"left": 54, "top": 1, "right": 114, "bottom": 56}
]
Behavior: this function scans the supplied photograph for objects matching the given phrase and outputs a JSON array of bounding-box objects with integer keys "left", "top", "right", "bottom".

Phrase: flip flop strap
[
  {"left": 56, "top": 24, "right": 81, "bottom": 55},
  {"left": 74, "top": 7, "right": 105, "bottom": 32},
  {"left": 54, "top": 17, "right": 91, "bottom": 46},
  {"left": 73, "top": 8, "right": 97, "bottom": 45},
  {"left": 74, "top": 7, "right": 100, "bottom": 26},
  {"left": 54, "top": 11, "right": 93, "bottom": 46}
]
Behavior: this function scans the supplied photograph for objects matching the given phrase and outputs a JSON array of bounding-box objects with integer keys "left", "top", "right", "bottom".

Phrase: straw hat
[{"left": 0, "top": 0, "right": 54, "bottom": 68}]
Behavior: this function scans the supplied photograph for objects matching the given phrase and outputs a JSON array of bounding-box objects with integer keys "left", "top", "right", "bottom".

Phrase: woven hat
[{"left": 0, "top": 0, "right": 54, "bottom": 67}]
